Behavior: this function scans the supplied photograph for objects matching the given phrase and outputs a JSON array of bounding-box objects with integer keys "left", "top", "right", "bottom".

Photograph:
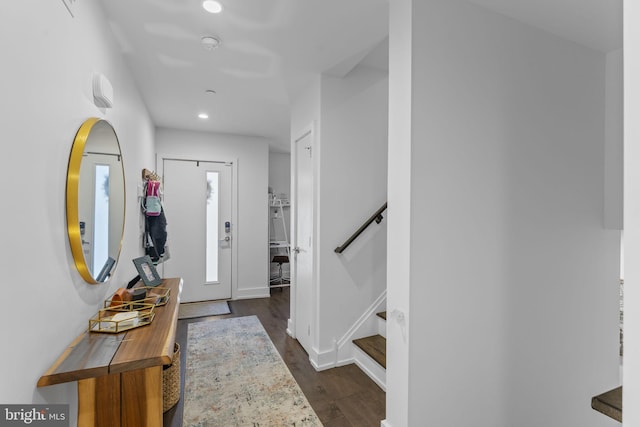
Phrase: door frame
[
  {"left": 288, "top": 122, "right": 319, "bottom": 347},
  {"left": 156, "top": 155, "right": 239, "bottom": 300}
]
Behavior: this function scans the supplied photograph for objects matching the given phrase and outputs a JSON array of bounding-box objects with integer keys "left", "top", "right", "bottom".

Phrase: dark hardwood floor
[{"left": 164, "top": 287, "right": 386, "bottom": 427}]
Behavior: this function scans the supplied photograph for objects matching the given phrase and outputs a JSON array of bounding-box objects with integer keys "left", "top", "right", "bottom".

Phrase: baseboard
[
  {"left": 336, "top": 290, "right": 387, "bottom": 349},
  {"left": 304, "top": 291, "right": 386, "bottom": 373},
  {"left": 334, "top": 290, "right": 386, "bottom": 364},
  {"left": 380, "top": 420, "right": 392, "bottom": 427},
  {"left": 313, "top": 346, "right": 345, "bottom": 371},
  {"left": 286, "top": 318, "right": 295, "bottom": 338},
  {"left": 308, "top": 347, "right": 324, "bottom": 371},
  {"left": 234, "top": 286, "right": 270, "bottom": 300}
]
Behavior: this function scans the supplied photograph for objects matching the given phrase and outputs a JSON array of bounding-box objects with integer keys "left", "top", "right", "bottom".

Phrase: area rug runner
[
  {"left": 178, "top": 300, "right": 231, "bottom": 319},
  {"left": 183, "top": 315, "right": 322, "bottom": 426}
]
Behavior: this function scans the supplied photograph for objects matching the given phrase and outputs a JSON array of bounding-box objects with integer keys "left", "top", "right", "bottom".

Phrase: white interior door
[
  {"left": 293, "top": 130, "right": 314, "bottom": 353},
  {"left": 162, "top": 159, "right": 233, "bottom": 302}
]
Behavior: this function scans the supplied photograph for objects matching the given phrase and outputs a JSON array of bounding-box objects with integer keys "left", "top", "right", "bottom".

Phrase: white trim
[
  {"left": 289, "top": 122, "right": 318, "bottom": 356},
  {"left": 288, "top": 138, "right": 296, "bottom": 335},
  {"left": 332, "top": 290, "right": 387, "bottom": 366},
  {"left": 307, "top": 346, "right": 353, "bottom": 371},
  {"left": 295, "top": 129, "right": 312, "bottom": 143},
  {"left": 306, "top": 345, "right": 325, "bottom": 371},
  {"left": 380, "top": 420, "right": 392, "bottom": 427},
  {"left": 230, "top": 157, "right": 240, "bottom": 301},
  {"left": 287, "top": 318, "right": 295, "bottom": 338},
  {"left": 313, "top": 345, "right": 344, "bottom": 371},
  {"left": 311, "top": 120, "right": 321, "bottom": 360},
  {"left": 353, "top": 345, "right": 387, "bottom": 391},
  {"left": 234, "top": 286, "right": 270, "bottom": 300},
  {"left": 307, "top": 292, "right": 387, "bottom": 373}
]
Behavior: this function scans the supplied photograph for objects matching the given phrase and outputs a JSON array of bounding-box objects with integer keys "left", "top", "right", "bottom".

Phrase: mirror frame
[{"left": 66, "top": 117, "right": 126, "bottom": 284}]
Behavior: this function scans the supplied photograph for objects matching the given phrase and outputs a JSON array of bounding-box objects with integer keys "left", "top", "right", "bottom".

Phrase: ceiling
[
  {"left": 99, "top": 0, "right": 621, "bottom": 153},
  {"left": 99, "top": 0, "right": 389, "bottom": 152}
]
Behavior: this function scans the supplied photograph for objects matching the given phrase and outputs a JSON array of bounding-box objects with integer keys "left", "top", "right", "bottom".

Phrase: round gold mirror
[{"left": 67, "top": 118, "right": 125, "bottom": 284}]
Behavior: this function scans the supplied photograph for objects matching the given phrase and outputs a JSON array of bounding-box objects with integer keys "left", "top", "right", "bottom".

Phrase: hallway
[{"left": 164, "top": 288, "right": 386, "bottom": 426}]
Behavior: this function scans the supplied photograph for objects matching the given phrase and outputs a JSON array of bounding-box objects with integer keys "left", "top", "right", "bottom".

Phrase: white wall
[
  {"left": 155, "top": 128, "right": 270, "bottom": 299},
  {"left": 316, "top": 67, "right": 388, "bottom": 367},
  {"left": 623, "top": 2, "right": 640, "bottom": 425},
  {"left": 269, "top": 152, "right": 291, "bottom": 199},
  {"left": 605, "top": 49, "right": 623, "bottom": 230},
  {"left": 291, "top": 77, "right": 321, "bottom": 141},
  {"left": 0, "top": 0, "right": 155, "bottom": 424},
  {"left": 387, "top": 1, "right": 620, "bottom": 426}
]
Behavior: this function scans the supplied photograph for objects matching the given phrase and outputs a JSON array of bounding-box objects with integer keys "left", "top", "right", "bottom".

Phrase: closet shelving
[{"left": 269, "top": 194, "right": 290, "bottom": 287}]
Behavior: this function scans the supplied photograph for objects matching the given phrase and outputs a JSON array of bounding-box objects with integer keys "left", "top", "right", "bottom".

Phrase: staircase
[{"left": 352, "top": 311, "right": 387, "bottom": 390}]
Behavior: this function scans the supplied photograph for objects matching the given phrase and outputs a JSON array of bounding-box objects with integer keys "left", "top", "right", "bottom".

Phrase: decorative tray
[
  {"left": 141, "top": 286, "right": 171, "bottom": 306},
  {"left": 104, "top": 286, "right": 171, "bottom": 309},
  {"left": 89, "top": 303, "right": 155, "bottom": 334}
]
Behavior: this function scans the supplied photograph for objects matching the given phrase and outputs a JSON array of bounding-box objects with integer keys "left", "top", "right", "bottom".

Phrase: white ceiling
[
  {"left": 98, "top": 0, "right": 621, "bottom": 153},
  {"left": 99, "top": 0, "right": 389, "bottom": 152}
]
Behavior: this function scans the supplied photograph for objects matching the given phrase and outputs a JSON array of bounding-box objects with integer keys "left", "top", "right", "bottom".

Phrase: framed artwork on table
[{"left": 132, "top": 255, "right": 162, "bottom": 287}]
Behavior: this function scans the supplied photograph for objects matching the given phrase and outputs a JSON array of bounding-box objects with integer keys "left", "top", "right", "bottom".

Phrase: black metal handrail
[{"left": 334, "top": 202, "right": 387, "bottom": 254}]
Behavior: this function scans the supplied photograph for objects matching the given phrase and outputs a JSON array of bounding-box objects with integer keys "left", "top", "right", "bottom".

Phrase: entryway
[{"left": 161, "top": 158, "right": 234, "bottom": 302}]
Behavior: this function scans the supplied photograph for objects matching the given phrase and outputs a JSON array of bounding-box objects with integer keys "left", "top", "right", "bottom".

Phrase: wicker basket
[{"left": 163, "top": 343, "right": 181, "bottom": 412}]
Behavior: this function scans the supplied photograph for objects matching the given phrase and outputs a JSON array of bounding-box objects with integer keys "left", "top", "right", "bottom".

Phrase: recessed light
[
  {"left": 202, "top": 0, "right": 223, "bottom": 13},
  {"left": 198, "top": 113, "right": 209, "bottom": 119}
]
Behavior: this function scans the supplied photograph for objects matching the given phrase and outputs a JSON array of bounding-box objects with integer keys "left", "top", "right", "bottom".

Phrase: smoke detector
[{"left": 201, "top": 36, "right": 221, "bottom": 50}]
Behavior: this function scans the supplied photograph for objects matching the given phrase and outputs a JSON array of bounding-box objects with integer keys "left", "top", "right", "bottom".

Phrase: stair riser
[
  {"left": 378, "top": 316, "right": 386, "bottom": 338},
  {"left": 353, "top": 345, "right": 386, "bottom": 391}
]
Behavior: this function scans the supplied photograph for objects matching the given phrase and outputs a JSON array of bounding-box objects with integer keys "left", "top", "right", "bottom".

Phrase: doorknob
[
  {"left": 219, "top": 236, "right": 230, "bottom": 242},
  {"left": 292, "top": 246, "right": 300, "bottom": 254}
]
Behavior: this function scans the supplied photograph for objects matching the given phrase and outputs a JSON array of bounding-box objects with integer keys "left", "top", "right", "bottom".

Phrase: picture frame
[
  {"left": 95, "top": 257, "right": 116, "bottom": 283},
  {"left": 132, "top": 255, "right": 162, "bottom": 287}
]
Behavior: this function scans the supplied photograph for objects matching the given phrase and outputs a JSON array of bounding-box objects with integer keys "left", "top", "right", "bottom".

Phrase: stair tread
[
  {"left": 353, "top": 334, "right": 386, "bottom": 368},
  {"left": 376, "top": 311, "right": 387, "bottom": 320}
]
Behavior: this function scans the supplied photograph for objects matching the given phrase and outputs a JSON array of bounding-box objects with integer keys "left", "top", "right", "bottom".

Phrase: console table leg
[
  {"left": 78, "top": 374, "right": 121, "bottom": 427},
  {"left": 121, "top": 365, "right": 163, "bottom": 427}
]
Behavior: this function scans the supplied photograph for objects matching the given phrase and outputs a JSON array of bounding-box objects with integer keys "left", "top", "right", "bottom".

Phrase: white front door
[
  {"left": 161, "top": 159, "right": 233, "bottom": 302},
  {"left": 293, "top": 129, "right": 314, "bottom": 353}
]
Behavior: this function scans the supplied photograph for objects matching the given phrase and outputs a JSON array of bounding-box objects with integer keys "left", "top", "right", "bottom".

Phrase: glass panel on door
[{"left": 206, "top": 171, "right": 219, "bottom": 283}]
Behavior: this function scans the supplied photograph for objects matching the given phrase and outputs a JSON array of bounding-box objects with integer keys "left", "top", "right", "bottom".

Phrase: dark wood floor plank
[
  {"left": 163, "top": 288, "right": 386, "bottom": 426},
  {"left": 323, "top": 415, "right": 356, "bottom": 427}
]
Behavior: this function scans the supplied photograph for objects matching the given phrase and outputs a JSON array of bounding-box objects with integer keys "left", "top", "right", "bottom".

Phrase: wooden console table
[{"left": 38, "top": 278, "right": 183, "bottom": 427}]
